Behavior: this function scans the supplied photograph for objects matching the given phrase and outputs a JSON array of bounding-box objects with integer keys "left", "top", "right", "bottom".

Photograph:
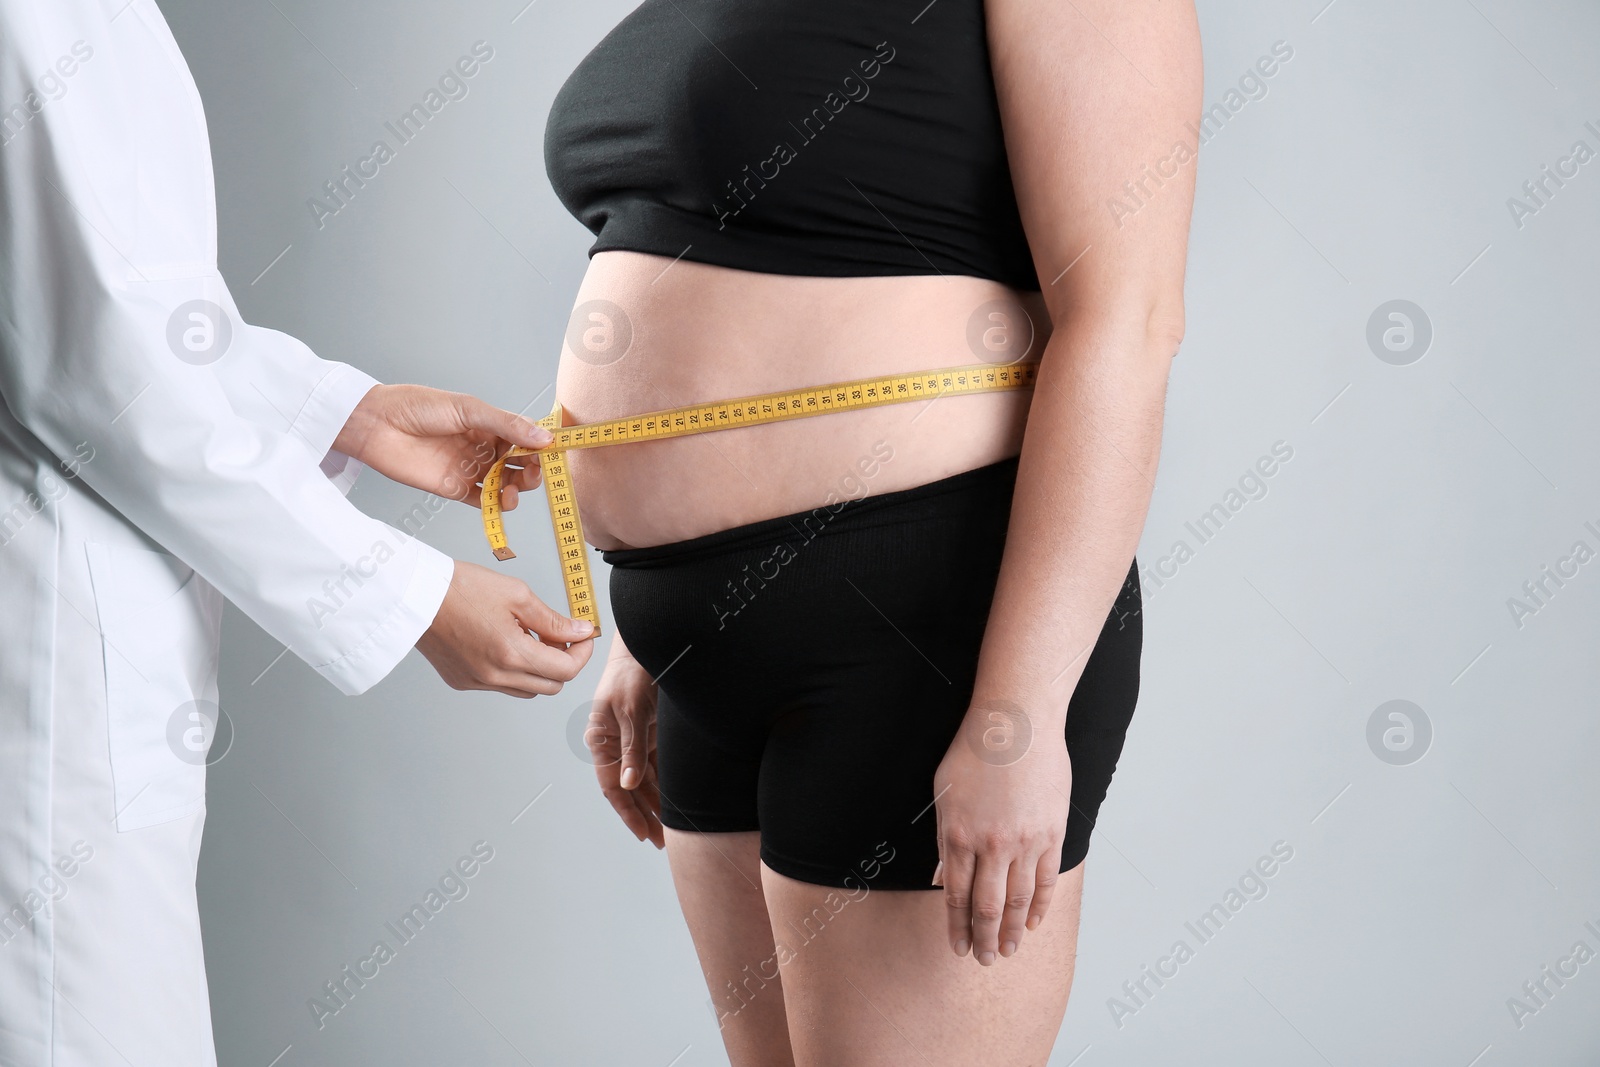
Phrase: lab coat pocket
[{"left": 85, "top": 543, "right": 224, "bottom": 832}]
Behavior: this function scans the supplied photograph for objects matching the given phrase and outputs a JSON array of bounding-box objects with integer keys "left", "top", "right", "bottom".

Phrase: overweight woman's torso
[
  {"left": 560, "top": 253, "right": 1049, "bottom": 551},
  {"left": 545, "top": 0, "right": 1048, "bottom": 550}
]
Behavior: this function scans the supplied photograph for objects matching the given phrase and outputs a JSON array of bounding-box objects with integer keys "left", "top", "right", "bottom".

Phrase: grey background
[{"left": 158, "top": 0, "right": 1600, "bottom": 1063}]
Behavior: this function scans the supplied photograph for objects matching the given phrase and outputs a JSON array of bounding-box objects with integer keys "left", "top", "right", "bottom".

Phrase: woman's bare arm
[
  {"left": 933, "top": 0, "right": 1202, "bottom": 964},
  {"left": 978, "top": 0, "right": 1201, "bottom": 728}
]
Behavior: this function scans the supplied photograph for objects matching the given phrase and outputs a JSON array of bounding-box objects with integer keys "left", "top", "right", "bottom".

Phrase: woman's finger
[
  {"left": 599, "top": 782, "right": 652, "bottom": 841},
  {"left": 629, "top": 775, "right": 665, "bottom": 848},
  {"left": 590, "top": 710, "right": 647, "bottom": 842},
  {"left": 583, "top": 705, "right": 619, "bottom": 768},
  {"left": 617, "top": 702, "right": 646, "bottom": 790},
  {"left": 998, "top": 857, "right": 1037, "bottom": 958},
  {"left": 615, "top": 748, "right": 662, "bottom": 846},
  {"left": 940, "top": 832, "right": 978, "bottom": 957},
  {"left": 968, "top": 852, "right": 1011, "bottom": 966},
  {"left": 1028, "top": 851, "right": 1059, "bottom": 933}
]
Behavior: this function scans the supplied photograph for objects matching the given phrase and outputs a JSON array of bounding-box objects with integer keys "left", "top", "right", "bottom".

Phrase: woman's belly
[{"left": 558, "top": 252, "right": 1050, "bottom": 551}]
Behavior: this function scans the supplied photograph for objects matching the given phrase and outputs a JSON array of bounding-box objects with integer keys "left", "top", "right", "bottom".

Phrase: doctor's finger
[
  {"left": 495, "top": 462, "right": 543, "bottom": 513},
  {"left": 454, "top": 394, "right": 552, "bottom": 451},
  {"left": 511, "top": 591, "right": 596, "bottom": 645},
  {"left": 478, "top": 680, "right": 560, "bottom": 699},
  {"left": 485, "top": 637, "right": 596, "bottom": 695},
  {"left": 507, "top": 459, "right": 543, "bottom": 492},
  {"left": 498, "top": 631, "right": 596, "bottom": 685}
]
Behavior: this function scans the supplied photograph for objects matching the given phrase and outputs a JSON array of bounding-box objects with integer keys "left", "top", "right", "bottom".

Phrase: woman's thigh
[
  {"left": 663, "top": 829, "right": 796, "bottom": 1067},
  {"left": 761, "top": 861, "right": 1085, "bottom": 1067}
]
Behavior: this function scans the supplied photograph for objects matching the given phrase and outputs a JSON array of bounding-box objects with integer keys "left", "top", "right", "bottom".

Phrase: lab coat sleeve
[
  {"left": 0, "top": 12, "right": 455, "bottom": 696},
  {"left": 208, "top": 314, "right": 381, "bottom": 497},
  {"left": 50, "top": 0, "right": 382, "bottom": 501},
  {"left": 109, "top": 23, "right": 381, "bottom": 494},
  {"left": 0, "top": 254, "right": 455, "bottom": 699}
]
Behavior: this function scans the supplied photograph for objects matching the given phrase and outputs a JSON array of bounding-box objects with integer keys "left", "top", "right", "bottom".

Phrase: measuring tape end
[{"left": 492, "top": 547, "right": 517, "bottom": 562}]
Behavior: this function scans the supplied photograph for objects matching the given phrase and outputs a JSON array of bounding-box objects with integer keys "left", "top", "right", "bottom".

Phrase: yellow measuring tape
[{"left": 480, "top": 360, "right": 1039, "bottom": 636}]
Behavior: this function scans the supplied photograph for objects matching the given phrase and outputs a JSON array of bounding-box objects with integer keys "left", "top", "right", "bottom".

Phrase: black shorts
[{"left": 602, "top": 456, "right": 1142, "bottom": 891}]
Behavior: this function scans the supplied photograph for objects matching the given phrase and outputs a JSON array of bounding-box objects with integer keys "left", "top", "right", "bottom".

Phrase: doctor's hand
[
  {"left": 416, "top": 561, "right": 596, "bottom": 697},
  {"left": 333, "top": 384, "right": 549, "bottom": 510}
]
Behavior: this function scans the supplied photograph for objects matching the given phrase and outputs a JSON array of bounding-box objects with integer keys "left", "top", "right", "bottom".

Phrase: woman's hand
[
  {"left": 333, "top": 384, "right": 549, "bottom": 509},
  {"left": 932, "top": 704, "right": 1069, "bottom": 966},
  {"left": 585, "top": 636, "right": 664, "bottom": 848}
]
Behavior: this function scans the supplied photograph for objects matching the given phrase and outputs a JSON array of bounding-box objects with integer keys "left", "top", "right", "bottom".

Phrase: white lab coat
[{"left": 0, "top": 2, "right": 455, "bottom": 1063}]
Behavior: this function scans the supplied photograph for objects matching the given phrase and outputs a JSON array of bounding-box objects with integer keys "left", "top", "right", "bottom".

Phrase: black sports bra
[{"left": 544, "top": 0, "right": 1040, "bottom": 291}]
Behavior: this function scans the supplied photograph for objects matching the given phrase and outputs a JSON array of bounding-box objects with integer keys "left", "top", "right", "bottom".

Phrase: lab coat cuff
[
  {"left": 291, "top": 362, "right": 381, "bottom": 464},
  {"left": 312, "top": 541, "right": 455, "bottom": 696},
  {"left": 319, "top": 450, "right": 366, "bottom": 497}
]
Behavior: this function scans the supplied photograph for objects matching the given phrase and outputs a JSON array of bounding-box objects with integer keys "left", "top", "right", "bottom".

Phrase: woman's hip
[
  {"left": 600, "top": 456, "right": 1144, "bottom": 888},
  {"left": 603, "top": 455, "right": 1023, "bottom": 672}
]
